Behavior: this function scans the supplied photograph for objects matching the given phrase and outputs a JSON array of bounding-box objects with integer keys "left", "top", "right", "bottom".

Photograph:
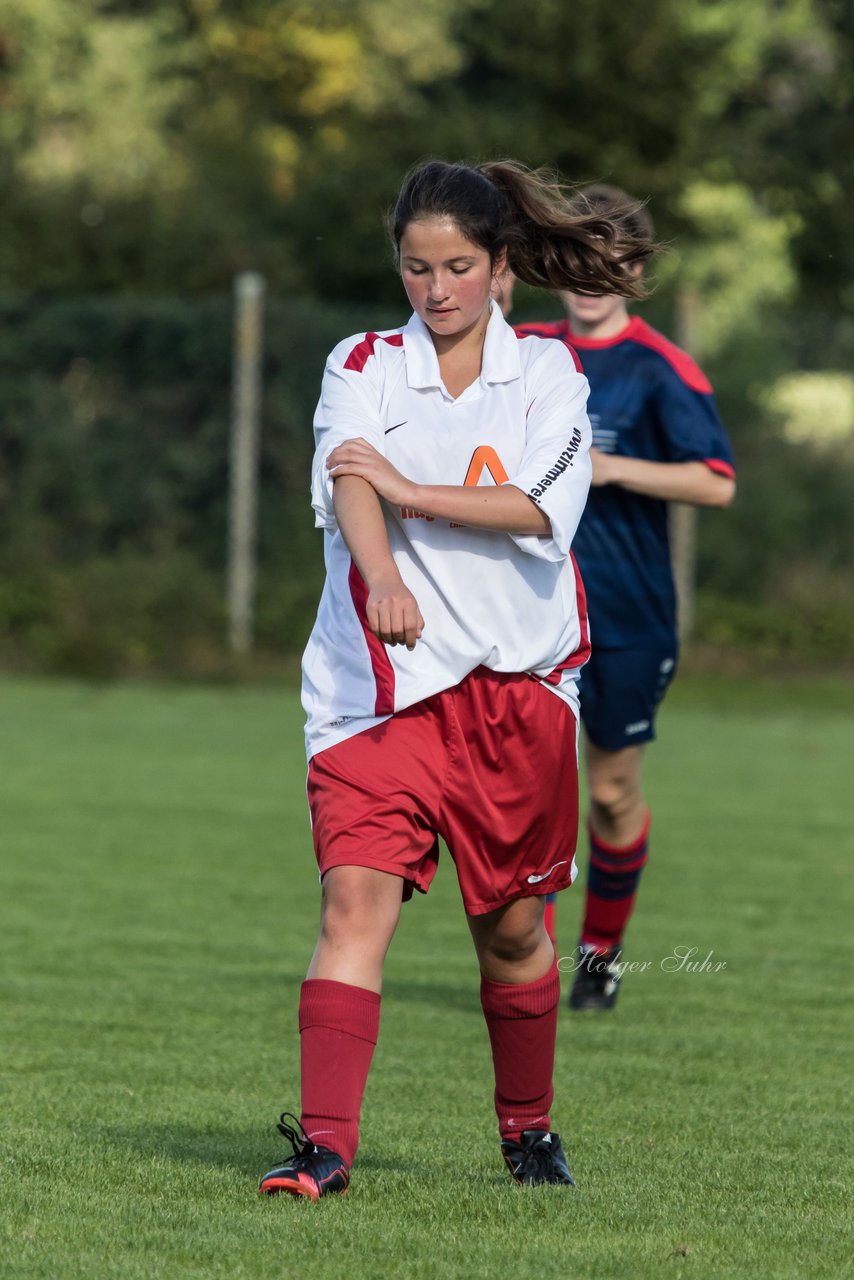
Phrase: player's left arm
[
  {"left": 326, "top": 345, "right": 591, "bottom": 551},
  {"left": 325, "top": 438, "right": 552, "bottom": 535},
  {"left": 590, "top": 451, "right": 735, "bottom": 506}
]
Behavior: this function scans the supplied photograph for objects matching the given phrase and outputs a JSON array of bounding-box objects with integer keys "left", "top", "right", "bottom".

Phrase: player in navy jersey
[
  {"left": 515, "top": 185, "right": 735, "bottom": 1011},
  {"left": 258, "top": 162, "right": 653, "bottom": 1200}
]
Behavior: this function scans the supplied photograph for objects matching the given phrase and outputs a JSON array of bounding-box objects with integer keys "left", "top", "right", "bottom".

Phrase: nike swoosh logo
[
  {"left": 384, "top": 421, "right": 407, "bottom": 434},
  {"left": 527, "top": 860, "right": 568, "bottom": 885}
]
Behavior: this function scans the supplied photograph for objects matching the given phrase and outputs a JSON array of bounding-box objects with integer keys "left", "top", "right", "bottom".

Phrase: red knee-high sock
[
  {"left": 298, "top": 978, "right": 380, "bottom": 1168},
  {"left": 543, "top": 894, "right": 558, "bottom": 948},
  {"left": 580, "top": 811, "right": 651, "bottom": 952},
  {"left": 480, "top": 959, "right": 560, "bottom": 1142}
]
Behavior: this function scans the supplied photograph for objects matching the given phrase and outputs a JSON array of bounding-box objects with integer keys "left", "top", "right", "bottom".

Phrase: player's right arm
[
  {"left": 331, "top": 475, "right": 424, "bottom": 651},
  {"left": 313, "top": 335, "right": 424, "bottom": 650}
]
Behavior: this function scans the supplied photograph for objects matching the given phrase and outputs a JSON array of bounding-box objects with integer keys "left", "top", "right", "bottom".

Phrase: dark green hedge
[{"left": 0, "top": 293, "right": 403, "bottom": 674}]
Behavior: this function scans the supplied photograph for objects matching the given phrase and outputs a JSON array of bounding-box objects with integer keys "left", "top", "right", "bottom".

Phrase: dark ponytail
[{"left": 390, "top": 159, "right": 653, "bottom": 298}]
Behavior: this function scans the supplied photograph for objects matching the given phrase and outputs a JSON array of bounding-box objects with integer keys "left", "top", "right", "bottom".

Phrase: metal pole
[
  {"left": 670, "top": 285, "right": 700, "bottom": 642},
  {"left": 227, "top": 272, "right": 266, "bottom": 655}
]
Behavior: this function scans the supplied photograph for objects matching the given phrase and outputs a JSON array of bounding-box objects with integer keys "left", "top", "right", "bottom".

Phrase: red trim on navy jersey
[
  {"left": 561, "top": 320, "right": 631, "bottom": 351},
  {"left": 704, "top": 458, "right": 736, "bottom": 480},
  {"left": 343, "top": 332, "right": 404, "bottom": 373},
  {"left": 628, "top": 319, "right": 712, "bottom": 394},
  {"left": 568, "top": 316, "right": 712, "bottom": 394},
  {"left": 542, "top": 552, "right": 591, "bottom": 683},
  {"left": 515, "top": 320, "right": 567, "bottom": 338},
  {"left": 514, "top": 321, "right": 583, "bottom": 372},
  {"left": 348, "top": 561, "right": 395, "bottom": 715}
]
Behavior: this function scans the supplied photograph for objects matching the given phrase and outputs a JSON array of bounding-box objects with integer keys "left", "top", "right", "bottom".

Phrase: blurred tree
[
  {"left": 0, "top": 0, "right": 482, "bottom": 291},
  {"left": 660, "top": 181, "right": 798, "bottom": 360},
  {"left": 0, "top": 0, "right": 850, "bottom": 358}
]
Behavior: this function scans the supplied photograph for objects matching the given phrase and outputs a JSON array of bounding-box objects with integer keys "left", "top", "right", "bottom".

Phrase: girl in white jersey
[{"left": 259, "top": 160, "right": 649, "bottom": 1198}]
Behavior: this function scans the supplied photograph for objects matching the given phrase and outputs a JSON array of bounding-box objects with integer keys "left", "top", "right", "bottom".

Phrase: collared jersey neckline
[
  {"left": 402, "top": 301, "right": 522, "bottom": 401},
  {"left": 563, "top": 314, "right": 642, "bottom": 350}
]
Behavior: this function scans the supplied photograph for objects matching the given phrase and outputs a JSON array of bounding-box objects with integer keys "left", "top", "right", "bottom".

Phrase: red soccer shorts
[{"left": 306, "top": 666, "right": 579, "bottom": 916}]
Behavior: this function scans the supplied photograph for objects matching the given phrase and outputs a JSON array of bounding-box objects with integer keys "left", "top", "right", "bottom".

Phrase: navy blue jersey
[{"left": 514, "top": 316, "right": 735, "bottom": 647}]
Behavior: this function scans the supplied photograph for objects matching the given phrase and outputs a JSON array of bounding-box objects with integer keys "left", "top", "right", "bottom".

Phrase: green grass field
[{"left": 1, "top": 674, "right": 852, "bottom": 1280}]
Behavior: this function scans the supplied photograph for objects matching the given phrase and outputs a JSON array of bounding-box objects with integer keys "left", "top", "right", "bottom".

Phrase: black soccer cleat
[
  {"left": 501, "top": 1129, "right": 575, "bottom": 1186},
  {"left": 259, "top": 1113, "right": 350, "bottom": 1200},
  {"left": 568, "top": 944, "right": 622, "bottom": 1011}
]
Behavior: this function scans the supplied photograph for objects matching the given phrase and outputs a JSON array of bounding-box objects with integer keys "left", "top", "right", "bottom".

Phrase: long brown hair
[{"left": 390, "top": 160, "right": 653, "bottom": 298}]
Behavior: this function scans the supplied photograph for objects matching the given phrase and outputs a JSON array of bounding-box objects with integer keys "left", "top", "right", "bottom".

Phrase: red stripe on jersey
[
  {"left": 514, "top": 321, "right": 583, "bottom": 372},
  {"left": 704, "top": 457, "right": 736, "bottom": 479},
  {"left": 343, "top": 332, "right": 404, "bottom": 373},
  {"left": 565, "top": 343, "right": 583, "bottom": 373},
  {"left": 542, "top": 552, "right": 591, "bottom": 683},
  {"left": 348, "top": 561, "right": 395, "bottom": 715}
]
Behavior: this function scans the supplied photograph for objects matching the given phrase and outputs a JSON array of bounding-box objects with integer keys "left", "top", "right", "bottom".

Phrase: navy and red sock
[{"left": 579, "top": 811, "right": 650, "bottom": 952}]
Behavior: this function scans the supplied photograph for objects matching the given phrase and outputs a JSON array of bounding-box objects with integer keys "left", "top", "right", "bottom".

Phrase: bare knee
[
  {"left": 587, "top": 772, "right": 640, "bottom": 825},
  {"left": 308, "top": 867, "right": 403, "bottom": 989},
  {"left": 470, "top": 899, "right": 548, "bottom": 972},
  {"left": 482, "top": 917, "right": 542, "bottom": 966},
  {"left": 317, "top": 868, "right": 402, "bottom": 950},
  {"left": 585, "top": 744, "right": 646, "bottom": 831}
]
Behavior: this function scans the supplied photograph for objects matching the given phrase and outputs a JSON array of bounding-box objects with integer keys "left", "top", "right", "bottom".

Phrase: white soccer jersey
[{"left": 301, "top": 302, "right": 593, "bottom": 759}]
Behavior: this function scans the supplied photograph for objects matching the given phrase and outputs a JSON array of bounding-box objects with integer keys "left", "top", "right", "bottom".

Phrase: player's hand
[
  {"left": 365, "top": 572, "right": 425, "bottom": 650},
  {"left": 589, "top": 446, "right": 622, "bottom": 487},
  {"left": 327, "top": 438, "right": 416, "bottom": 508}
]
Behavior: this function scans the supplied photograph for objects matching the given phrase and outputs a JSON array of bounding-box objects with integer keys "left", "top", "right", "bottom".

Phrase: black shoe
[
  {"left": 501, "top": 1129, "right": 575, "bottom": 1186},
  {"left": 259, "top": 1114, "right": 350, "bottom": 1200},
  {"left": 568, "top": 944, "right": 622, "bottom": 1010}
]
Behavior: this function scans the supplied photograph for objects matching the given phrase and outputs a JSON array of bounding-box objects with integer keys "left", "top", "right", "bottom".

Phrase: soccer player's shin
[
  {"left": 580, "top": 811, "right": 651, "bottom": 952},
  {"left": 298, "top": 978, "right": 381, "bottom": 1167},
  {"left": 480, "top": 959, "right": 560, "bottom": 1142}
]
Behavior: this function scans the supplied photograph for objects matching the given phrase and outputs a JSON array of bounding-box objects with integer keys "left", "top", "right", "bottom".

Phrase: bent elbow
[
  {"left": 714, "top": 478, "right": 736, "bottom": 508},
  {"left": 699, "top": 471, "right": 736, "bottom": 508}
]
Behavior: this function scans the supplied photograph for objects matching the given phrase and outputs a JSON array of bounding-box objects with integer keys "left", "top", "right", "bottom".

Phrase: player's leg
[
  {"left": 261, "top": 709, "right": 445, "bottom": 1199},
  {"left": 569, "top": 741, "right": 650, "bottom": 1011},
  {"left": 439, "top": 669, "right": 578, "bottom": 1184},
  {"left": 570, "top": 647, "right": 675, "bottom": 1010},
  {"left": 586, "top": 738, "right": 648, "bottom": 849},
  {"left": 260, "top": 866, "right": 403, "bottom": 1199},
  {"left": 468, "top": 896, "right": 573, "bottom": 1185},
  {"left": 307, "top": 862, "right": 404, "bottom": 991}
]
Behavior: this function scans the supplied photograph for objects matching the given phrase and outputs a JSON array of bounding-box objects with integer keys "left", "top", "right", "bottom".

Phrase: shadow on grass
[
  {"left": 102, "top": 1121, "right": 279, "bottom": 1177},
  {"left": 237, "top": 970, "right": 482, "bottom": 1014},
  {"left": 101, "top": 1120, "right": 512, "bottom": 1196},
  {"left": 101, "top": 1123, "right": 442, "bottom": 1182},
  {"left": 380, "top": 977, "right": 481, "bottom": 1014}
]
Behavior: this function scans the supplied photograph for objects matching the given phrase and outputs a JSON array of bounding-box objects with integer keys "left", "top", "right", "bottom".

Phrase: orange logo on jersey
[
  {"left": 463, "top": 446, "right": 509, "bottom": 487},
  {"left": 400, "top": 446, "right": 510, "bottom": 527}
]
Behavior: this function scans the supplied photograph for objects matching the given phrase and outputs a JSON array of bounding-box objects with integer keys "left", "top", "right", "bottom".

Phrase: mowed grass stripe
[{"left": 0, "top": 676, "right": 851, "bottom": 1280}]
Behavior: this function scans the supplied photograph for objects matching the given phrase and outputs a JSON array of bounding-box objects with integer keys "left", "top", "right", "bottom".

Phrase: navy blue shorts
[{"left": 579, "top": 646, "right": 678, "bottom": 752}]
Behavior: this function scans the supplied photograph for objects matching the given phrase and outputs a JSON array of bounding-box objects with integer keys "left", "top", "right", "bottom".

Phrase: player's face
[
  {"left": 399, "top": 218, "right": 503, "bottom": 345},
  {"left": 560, "top": 289, "right": 629, "bottom": 335}
]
